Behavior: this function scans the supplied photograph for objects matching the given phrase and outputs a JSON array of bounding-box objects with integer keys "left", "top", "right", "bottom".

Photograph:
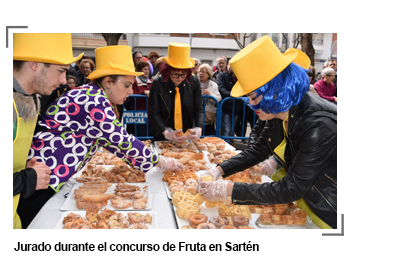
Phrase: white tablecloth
[{"left": 27, "top": 168, "right": 178, "bottom": 229}]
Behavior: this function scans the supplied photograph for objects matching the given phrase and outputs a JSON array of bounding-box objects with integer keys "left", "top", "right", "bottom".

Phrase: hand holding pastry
[
  {"left": 163, "top": 127, "right": 187, "bottom": 142},
  {"left": 250, "top": 156, "right": 281, "bottom": 177},
  {"left": 186, "top": 127, "right": 202, "bottom": 141},
  {"left": 196, "top": 179, "right": 232, "bottom": 204},
  {"left": 157, "top": 156, "right": 184, "bottom": 172}
]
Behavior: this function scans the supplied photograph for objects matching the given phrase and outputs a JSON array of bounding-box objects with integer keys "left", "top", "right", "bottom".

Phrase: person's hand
[
  {"left": 157, "top": 156, "right": 184, "bottom": 172},
  {"left": 163, "top": 127, "right": 187, "bottom": 142},
  {"left": 250, "top": 157, "right": 281, "bottom": 177},
  {"left": 196, "top": 179, "right": 231, "bottom": 203},
  {"left": 197, "top": 168, "right": 222, "bottom": 185},
  {"left": 186, "top": 127, "right": 202, "bottom": 141},
  {"left": 144, "top": 90, "right": 150, "bottom": 98},
  {"left": 26, "top": 157, "right": 51, "bottom": 190},
  {"left": 334, "top": 97, "right": 337, "bottom": 103},
  {"left": 202, "top": 89, "right": 210, "bottom": 95}
]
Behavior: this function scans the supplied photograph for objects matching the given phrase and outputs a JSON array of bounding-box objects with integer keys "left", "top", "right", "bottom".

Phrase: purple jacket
[
  {"left": 29, "top": 83, "right": 159, "bottom": 192},
  {"left": 314, "top": 79, "right": 336, "bottom": 102}
]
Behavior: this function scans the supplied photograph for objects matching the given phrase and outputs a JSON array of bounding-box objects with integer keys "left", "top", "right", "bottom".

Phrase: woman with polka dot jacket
[{"left": 28, "top": 45, "right": 183, "bottom": 193}]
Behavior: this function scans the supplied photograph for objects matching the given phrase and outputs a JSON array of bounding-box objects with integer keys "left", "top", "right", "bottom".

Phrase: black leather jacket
[
  {"left": 218, "top": 93, "right": 337, "bottom": 228},
  {"left": 149, "top": 75, "right": 204, "bottom": 141}
]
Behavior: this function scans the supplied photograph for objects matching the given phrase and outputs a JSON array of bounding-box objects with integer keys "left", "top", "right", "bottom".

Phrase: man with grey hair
[
  {"left": 314, "top": 67, "right": 337, "bottom": 103},
  {"left": 212, "top": 56, "right": 228, "bottom": 82}
]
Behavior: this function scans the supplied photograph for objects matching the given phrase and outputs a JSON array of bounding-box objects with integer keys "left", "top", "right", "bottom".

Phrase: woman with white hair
[
  {"left": 198, "top": 63, "right": 222, "bottom": 135},
  {"left": 314, "top": 67, "right": 337, "bottom": 103}
]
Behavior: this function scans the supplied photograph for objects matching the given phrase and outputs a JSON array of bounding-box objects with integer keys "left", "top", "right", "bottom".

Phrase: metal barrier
[
  {"left": 122, "top": 94, "right": 223, "bottom": 139},
  {"left": 216, "top": 97, "right": 257, "bottom": 142}
]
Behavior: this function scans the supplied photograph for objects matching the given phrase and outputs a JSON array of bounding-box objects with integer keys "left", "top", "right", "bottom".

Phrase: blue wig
[{"left": 242, "top": 63, "right": 309, "bottom": 114}]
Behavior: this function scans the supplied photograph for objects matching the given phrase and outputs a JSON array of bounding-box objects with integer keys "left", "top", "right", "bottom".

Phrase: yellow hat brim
[
  {"left": 13, "top": 52, "right": 84, "bottom": 66},
  {"left": 162, "top": 57, "right": 195, "bottom": 69},
  {"left": 87, "top": 67, "right": 144, "bottom": 80},
  {"left": 231, "top": 50, "right": 298, "bottom": 97},
  {"left": 287, "top": 48, "right": 311, "bottom": 70}
]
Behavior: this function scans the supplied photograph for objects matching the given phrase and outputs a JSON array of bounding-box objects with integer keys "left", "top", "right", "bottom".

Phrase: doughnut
[
  {"left": 232, "top": 215, "right": 250, "bottom": 227},
  {"left": 170, "top": 180, "right": 184, "bottom": 188},
  {"left": 186, "top": 185, "right": 197, "bottom": 195},
  {"left": 220, "top": 225, "right": 237, "bottom": 229},
  {"left": 209, "top": 216, "right": 229, "bottom": 228},
  {"left": 196, "top": 223, "right": 216, "bottom": 229},
  {"left": 133, "top": 190, "right": 145, "bottom": 199},
  {"left": 185, "top": 179, "right": 197, "bottom": 188},
  {"left": 189, "top": 214, "right": 208, "bottom": 228},
  {"left": 181, "top": 225, "right": 192, "bottom": 229}
]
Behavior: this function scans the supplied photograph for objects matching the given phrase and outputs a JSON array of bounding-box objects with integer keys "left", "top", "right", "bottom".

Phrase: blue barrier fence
[{"left": 122, "top": 95, "right": 256, "bottom": 141}]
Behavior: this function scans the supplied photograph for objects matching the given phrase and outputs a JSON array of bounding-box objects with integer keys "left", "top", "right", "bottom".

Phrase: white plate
[
  {"left": 60, "top": 182, "right": 152, "bottom": 211},
  {"left": 173, "top": 204, "right": 258, "bottom": 229},
  {"left": 54, "top": 210, "right": 157, "bottom": 229},
  {"left": 254, "top": 214, "right": 319, "bottom": 229}
]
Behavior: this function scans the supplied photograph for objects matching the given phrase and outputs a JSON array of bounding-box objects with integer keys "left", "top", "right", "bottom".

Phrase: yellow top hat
[
  {"left": 230, "top": 35, "right": 298, "bottom": 97},
  {"left": 286, "top": 48, "right": 311, "bottom": 70},
  {"left": 87, "top": 45, "right": 143, "bottom": 80},
  {"left": 13, "top": 33, "right": 84, "bottom": 65},
  {"left": 162, "top": 42, "right": 195, "bottom": 69}
]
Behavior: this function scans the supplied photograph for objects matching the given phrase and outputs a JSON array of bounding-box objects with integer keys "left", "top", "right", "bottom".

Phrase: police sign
[{"left": 123, "top": 110, "right": 148, "bottom": 124}]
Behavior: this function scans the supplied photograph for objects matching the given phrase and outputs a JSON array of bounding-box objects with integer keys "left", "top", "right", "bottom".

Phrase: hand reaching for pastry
[
  {"left": 163, "top": 128, "right": 188, "bottom": 142},
  {"left": 186, "top": 127, "right": 202, "bottom": 141},
  {"left": 249, "top": 156, "right": 281, "bottom": 177},
  {"left": 196, "top": 179, "right": 232, "bottom": 203},
  {"left": 157, "top": 156, "right": 184, "bottom": 172}
]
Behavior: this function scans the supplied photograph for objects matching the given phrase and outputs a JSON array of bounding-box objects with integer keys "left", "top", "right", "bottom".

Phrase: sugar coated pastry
[
  {"left": 196, "top": 223, "right": 216, "bottom": 229},
  {"left": 188, "top": 214, "right": 208, "bottom": 229}
]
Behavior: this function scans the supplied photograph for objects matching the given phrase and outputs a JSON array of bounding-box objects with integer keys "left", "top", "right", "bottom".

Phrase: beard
[{"left": 33, "top": 66, "right": 54, "bottom": 96}]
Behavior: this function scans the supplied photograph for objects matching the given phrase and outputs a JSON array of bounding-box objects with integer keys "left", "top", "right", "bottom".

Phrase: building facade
[{"left": 71, "top": 33, "right": 337, "bottom": 73}]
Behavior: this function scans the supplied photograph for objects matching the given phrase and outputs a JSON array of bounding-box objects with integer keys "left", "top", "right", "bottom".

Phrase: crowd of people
[{"left": 12, "top": 33, "right": 337, "bottom": 229}]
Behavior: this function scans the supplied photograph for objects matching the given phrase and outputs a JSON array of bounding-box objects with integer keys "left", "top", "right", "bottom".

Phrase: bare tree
[
  {"left": 101, "top": 33, "right": 123, "bottom": 46},
  {"left": 231, "top": 33, "right": 253, "bottom": 49},
  {"left": 300, "top": 33, "right": 315, "bottom": 66}
]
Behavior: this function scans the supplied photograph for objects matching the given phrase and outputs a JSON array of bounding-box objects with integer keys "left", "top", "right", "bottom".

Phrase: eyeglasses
[
  {"left": 327, "top": 74, "right": 335, "bottom": 77},
  {"left": 171, "top": 72, "right": 188, "bottom": 78}
]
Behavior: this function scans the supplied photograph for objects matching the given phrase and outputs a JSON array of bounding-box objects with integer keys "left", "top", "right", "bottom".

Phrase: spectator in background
[
  {"left": 152, "top": 57, "right": 165, "bottom": 79},
  {"left": 198, "top": 63, "right": 222, "bottom": 135},
  {"left": 314, "top": 67, "right": 337, "bottom": 103},
  {"left": 132, "top": 50, "right": 143, "bottom": 66},
  {"left": 148, "top": 51, "right": 161, "bottom": 77},
  {"left": 192, "top": 58, "right": 201, "bottom": 76},
  {"left": 67, "top": 54, "right": 89, "bottom": 84},
  {"left": 126, "top": 60, "right": 153, "bottom": 137},
  {"left": 212, "top": 56, "right": 228, "bottom": 82},
  {"left": 216, "top": 63, "right": 244, "bottom": 144},
  {"left": 329, "top": 59, "right": 337, "bottom": 96},
  {"left": 307, "top": 66, "right": 319, "bottom": 96},
  {"left": 79, "top": 58, "right": 95, "bottom": 85},
  {"left": 66, "top": 75, "right": 78, "bottom": 88},
  {"left": 316, "top": 60, "right": 329, "bottom": 81}
]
